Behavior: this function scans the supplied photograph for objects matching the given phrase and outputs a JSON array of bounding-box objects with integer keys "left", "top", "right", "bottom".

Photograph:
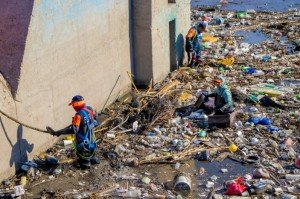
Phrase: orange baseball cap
[
  {"left": 68, "top": 95, "right": 84, "bottom": 106},
  {"left": 214, "top": 79, "right": 222, "bottom": 83}
]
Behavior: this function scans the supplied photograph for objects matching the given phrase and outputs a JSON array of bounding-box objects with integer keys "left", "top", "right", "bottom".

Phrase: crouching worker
[
  {"left": 195, "top": 76, "right": 234, "bottom": 115},
  {"left": 46, "top": 95, "right": 100, "bottom": 169},
  {"left": 186, "top": 21, "right": 207, "bottom": 67}
]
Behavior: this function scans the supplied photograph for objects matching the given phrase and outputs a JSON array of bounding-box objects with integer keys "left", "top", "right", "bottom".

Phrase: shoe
[
  {"left": 91, "top": 156, "right": 100, "bottom": 165},
  {"left": 80, "top": 163, "right": 91, "bottom": 170},
  {"left": 188, "top": 61, "right": 195, "bottom": 68},
  {"left": 77, "top": 158, "right": 91, "bottom": 170}
]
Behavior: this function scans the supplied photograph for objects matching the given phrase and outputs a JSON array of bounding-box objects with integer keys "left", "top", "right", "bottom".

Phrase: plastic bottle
[
  {"left": 123, "top": 189, "right": 141, "bottom": 197},
  {"left": 199, "top": 113, "right": 209, "bottom": 128},
  {"left": 269, "top": 140, "right": 278, "bottom": 148},
  {"left": 176, "top": 140, "right": 184, "bottom": 151},
  {"left": 132, "top": 121, "right": 138, "bottom": 133},
  {"left": 285, "top": 174, "right": 300, "bottom": 180},
  {"left": 280, "top": 193, "right": 297, "bottom": 199},
  {"left": 174, "top": 162, "right": 181, "bottom": 170},
  {"left": 262, "top": 54, "right": 271, "bottom": 62},
  {"left": 115, "top": 144, "right": 126, "bottom": 154}
]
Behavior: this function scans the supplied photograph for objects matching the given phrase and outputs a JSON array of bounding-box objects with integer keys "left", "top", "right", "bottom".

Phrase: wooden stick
[
  {"left": 126, "top": 71, "right": 139, "bottom": 93},
  {"left": 94, "top": 127, "right": 109, "bottom": 133},
  {"left": 95, "top": 184, "right": 120, "bottom": 197},
  {"left": 139, "top": 146, "right": 226, "bottom": 165},
  {"left": 156, "top": 80, "right": 180, "bottom": 97},
  {"left": 183, "top": 135, "right": 197, "bottom": 152},
  {"left": 146, "top": 79, "right": 153, "bottom": 94},
  {"left": 0, "top": 109, "right": 47, "bottom": 133}
]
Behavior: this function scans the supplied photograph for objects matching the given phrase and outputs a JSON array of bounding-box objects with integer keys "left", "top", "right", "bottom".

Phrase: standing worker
[
  {"left": 185, "top": 21, "right": 207, "bottom": 67},
  {"left": 46, "top": 95, "right": 100, "bottom": 169}
]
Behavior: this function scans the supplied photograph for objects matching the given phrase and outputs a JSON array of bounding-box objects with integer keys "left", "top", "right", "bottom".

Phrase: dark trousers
[
  {"left": 195, "top": 94, "right": 215, "bottom": 114},
  {"left": 76, "top": 147, "right": 98, "bottom": 168}
]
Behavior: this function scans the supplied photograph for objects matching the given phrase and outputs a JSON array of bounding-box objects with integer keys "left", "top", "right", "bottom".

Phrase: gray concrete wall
[
  {"left": 151, "top": 0, "right": 191, "bottom": 83},
  {"left": 0, "top": 0, "right": 131, "bottom": 179},
  {"left": 133, "top": 0, "right": 191, "bottom": 86}
]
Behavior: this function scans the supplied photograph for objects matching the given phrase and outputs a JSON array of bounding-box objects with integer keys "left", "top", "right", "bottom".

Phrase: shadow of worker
[
  {"left": 9, "top": 125, "right": 34, "bottom": 173},
  {"left": 176, "top": 33, "right": 185, "bottom": 67}
]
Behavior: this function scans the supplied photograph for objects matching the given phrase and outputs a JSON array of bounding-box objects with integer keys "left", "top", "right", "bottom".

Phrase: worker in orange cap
[
  {"left": 195, "top": 76, "right": 234, "bottom": 114},
  {"left": 47, "top": 95, "right": 100, "bottom": 169}
]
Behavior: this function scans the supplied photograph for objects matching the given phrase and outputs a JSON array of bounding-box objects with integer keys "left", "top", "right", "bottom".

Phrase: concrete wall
[
  {"left": 0, "top": 0, "right": 131, "bottom": 179},
  {"left": 0, "top": 0, "right": 191, "bottom": 180},
  {"left": 151, "top": 0, "right": 191, "bottom": 83},
  {"left": 133, "top": 0, "right": 191, "bottom": 86}
]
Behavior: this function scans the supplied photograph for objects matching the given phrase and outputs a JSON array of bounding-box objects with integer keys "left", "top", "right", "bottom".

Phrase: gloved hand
[
  {"left": 203, "top": 93, "right": 209, "bottom": 102},
  {"left": 46, "top": 126, "right": 59, "bottom": 136}
]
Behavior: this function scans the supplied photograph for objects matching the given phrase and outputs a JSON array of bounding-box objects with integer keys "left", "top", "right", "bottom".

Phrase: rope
[
  {"left": 0, "top": 109, "right": 47, "bottom": 133},
  {"left": 100, "top": 75, "right": 121, "bottom": 113}
]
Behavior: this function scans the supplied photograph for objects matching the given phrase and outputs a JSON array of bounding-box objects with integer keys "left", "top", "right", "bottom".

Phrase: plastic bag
[
  {"left": 244, "top": 67, "right": 256, "bottom": 74},
  {"left": 248, "top": 117, "right": 271, "bottom": 125},
  {"left": 202, "top": 33, "right": 219, "bottom": 43},
  {"left": 216, "top": 57, "right": 235, "bottom": 67},
  {"left": 225, "top": 177, "right": 247, "bottom": 195}
]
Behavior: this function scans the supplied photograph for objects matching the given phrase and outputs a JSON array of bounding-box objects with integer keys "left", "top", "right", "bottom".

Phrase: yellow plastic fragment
[
  {"left": 178, "top": 91, "right": 193, "bottom": 102},
  {"left": 202, "top": 33, "right": 219, "bottom": 43}
]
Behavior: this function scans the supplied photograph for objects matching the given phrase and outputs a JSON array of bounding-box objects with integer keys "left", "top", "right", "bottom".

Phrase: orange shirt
[
  {"left": 72, "top": 114, "right": 81, "bottom": 127},
  {"left": 186, "top": 28, "right": 196, "bottom": 40},
  {"left": 72, "top": 108, "right": 95, "bottom": 127}
]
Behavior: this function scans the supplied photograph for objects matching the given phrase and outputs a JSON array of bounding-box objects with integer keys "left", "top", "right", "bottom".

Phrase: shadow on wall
[
  {"left": 176, "top": 34, "right": 185, "bottom": 66},
  {"left": 0, "top": 0, "right": 34, "bottom": 97},
  {"left": 0, "top": 117, "right": 34, "bottom": 173}
]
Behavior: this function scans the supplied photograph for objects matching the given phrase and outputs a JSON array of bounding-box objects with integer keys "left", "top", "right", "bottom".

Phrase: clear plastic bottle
[
  {"left": 269, "top": 139, "right": 278, "bottom": 148},
  {"left": 132, "top": 121, "right": 138, "bottom": 133},
  {"left": 176, "top": 140, "right": 184, "bottom": 151},
  {"left": 199, "top": 113, "right": 209, "bottom": 128},
  {"left": 123, "top": 189, "right": 141, "bottom": 198}
]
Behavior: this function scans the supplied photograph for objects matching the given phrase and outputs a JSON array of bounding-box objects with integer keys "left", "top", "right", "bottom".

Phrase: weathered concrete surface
[
  {"left": 0, "top": 0, "right": 34, "bottom": 97},
  {"left": 0, "top": 0, "right": 131, "bottom": 179},
  {"left": 133, "top": 0, "right": 191, "bottom": 86},
  {"left": 152, "top": 0, "right": 191, "bottom": 83}
]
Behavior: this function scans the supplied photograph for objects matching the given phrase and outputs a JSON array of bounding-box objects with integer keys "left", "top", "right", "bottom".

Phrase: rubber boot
[
  {"left": 78, "top": 158, "right": 91, "bottom": 170},
  {"left": 90, "top": 155, "right": 100, "bottom": 165}
]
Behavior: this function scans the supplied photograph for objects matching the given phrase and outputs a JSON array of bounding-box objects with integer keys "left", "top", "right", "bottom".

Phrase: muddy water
[
  {"left": 141, "top": 158, "right": 254, "bottom": 198},
  {"left": 195, "top": 158, "right": 254, "bottom": 197}
]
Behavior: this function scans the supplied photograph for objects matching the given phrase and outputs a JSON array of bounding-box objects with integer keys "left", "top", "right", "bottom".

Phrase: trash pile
[{"left": 1, "top": 4, "right": 300, "bottom": 199}]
